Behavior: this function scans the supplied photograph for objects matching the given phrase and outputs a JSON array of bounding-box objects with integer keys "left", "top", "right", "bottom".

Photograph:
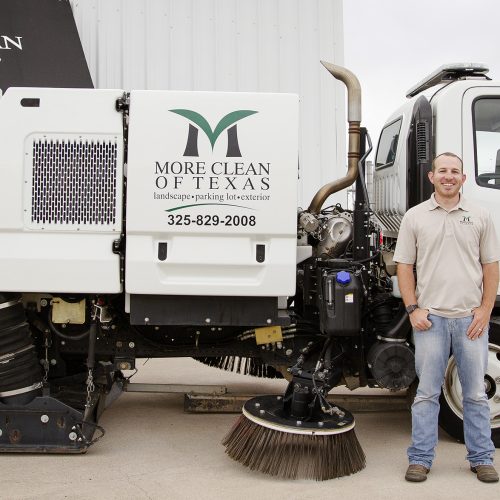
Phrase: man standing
[{"left": 394, "top": 152, "right": 499, "bottom": 483}]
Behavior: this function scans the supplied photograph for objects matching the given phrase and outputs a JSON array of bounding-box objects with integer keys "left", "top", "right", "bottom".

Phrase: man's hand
[
  {"left": 467, "top": 305, "right": 491, "bottom": 340},
  {"left": 410, "top": 308, "right": 432, "bottom": 331},
  {"left": 467, "top": 261, "right": 499, "bottom": 340},
  {"left": 397, "top": 263, "right": 432, "bottom": 331}
]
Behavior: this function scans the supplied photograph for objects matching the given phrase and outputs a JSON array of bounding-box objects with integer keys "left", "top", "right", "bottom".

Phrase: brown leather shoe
[
  {"left": 405, "top": 464, "right": 430, "bottom": 482},
  {"left": 470, "top": 465, "right": 499, "bottom": 483}
]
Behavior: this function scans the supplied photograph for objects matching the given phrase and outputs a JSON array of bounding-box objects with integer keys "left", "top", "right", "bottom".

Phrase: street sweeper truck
[
  {"left": 1, "top": 60, "right": 499, "bottom": 481},
  {"left": 1, "top": 1, "right": 499, "bottom": 482}
]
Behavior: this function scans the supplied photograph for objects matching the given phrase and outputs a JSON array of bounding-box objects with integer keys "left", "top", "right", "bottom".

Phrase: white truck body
[
  {"left": 0, "top": 87, "right": 300, "bottom": 297},
  {"left": 0, "top": 88, "right": 124, "bottom": 293},
  {"left": 374, "top": 79, "right": 500, "bottom": 241}
]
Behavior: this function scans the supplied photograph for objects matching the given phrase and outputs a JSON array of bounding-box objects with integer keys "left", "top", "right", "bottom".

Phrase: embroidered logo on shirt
[{"left": 459, "top": 215, "right": 473, "bottom": 225}]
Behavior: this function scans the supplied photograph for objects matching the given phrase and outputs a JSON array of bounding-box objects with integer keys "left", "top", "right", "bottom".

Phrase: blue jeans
[{"left": 408, "top": 314, "right": 495, "bottom": 468}]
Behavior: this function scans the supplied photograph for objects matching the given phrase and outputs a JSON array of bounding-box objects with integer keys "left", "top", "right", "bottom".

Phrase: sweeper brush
[
  {"left": 223, "top": 395, "right": 365, "bottom": 480},
  {"left": 222, "top": 335, "right": 367, "bottom": 480},
  {"left": 193, "top": 356, "right": 284, "bottom": 378}
]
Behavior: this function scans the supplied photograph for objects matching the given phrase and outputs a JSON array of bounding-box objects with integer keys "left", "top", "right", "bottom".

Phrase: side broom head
[
  {"left": 193, "top": 356, "right": 284, "bottom": 379},
  {"left": 222, "top": 394, "right": 366, "bottom": 481}
]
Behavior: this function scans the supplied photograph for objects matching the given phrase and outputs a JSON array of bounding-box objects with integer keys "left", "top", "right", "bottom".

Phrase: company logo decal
[
  {"left": 459, "top": 215, "right": 473, "bottom": 225},
  {"left": 169, "top": 109, "right": 257, "bottom": 157},
  {"left": 152, "top": 105, "right": 271, "bottom": 227},
  {"left": 0, "top": 35, "right": 23, "bottom": 63},
  {"left": 165, "top": 202, "right": 255, "bottom": 212}
]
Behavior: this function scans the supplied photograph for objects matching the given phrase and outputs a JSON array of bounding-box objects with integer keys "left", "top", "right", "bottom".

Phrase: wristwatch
[{"left": 405, "top": 304, "right": 418, "bottom": 315}]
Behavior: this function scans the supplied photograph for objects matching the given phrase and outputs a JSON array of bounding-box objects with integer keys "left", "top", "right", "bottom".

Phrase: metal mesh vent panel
[
  {"left": 31, "top": 138, "right": 117, "bottom": 226},
  {"left": 416, "top": 120, "right": 429, "bottom": 162}
]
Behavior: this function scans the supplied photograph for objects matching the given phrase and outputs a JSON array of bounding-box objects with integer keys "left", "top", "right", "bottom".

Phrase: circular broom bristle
[
  {"left": 193, "top": 356, "right": 284, "bottom": 379},
  {"left": 222, "top": 414, "right": 366, "bottom": 480}
]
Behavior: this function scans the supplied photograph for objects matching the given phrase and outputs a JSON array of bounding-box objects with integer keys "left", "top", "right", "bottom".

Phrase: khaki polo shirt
[{"left": 393, "top": 194, "right": 500, "bottom": 318}]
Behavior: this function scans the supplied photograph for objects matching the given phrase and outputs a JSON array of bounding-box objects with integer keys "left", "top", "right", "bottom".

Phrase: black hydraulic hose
[
  {"left": 86, "top": 320, "right": 97, "bottom": 371},
  {"left": 352, "top": 250, "right": 381, "bottom": 265},
  {"left": 318, "top": 336, "right": 332, "bottom": 361},
  {"left": 131, "top": 321, "right": 322, "bottom": 352},
  {"left": 47, "top": 310, "right": 90, "bottom": 341},
  {"left": 357, "top": 130, "right": 373, "bottom": 212}
]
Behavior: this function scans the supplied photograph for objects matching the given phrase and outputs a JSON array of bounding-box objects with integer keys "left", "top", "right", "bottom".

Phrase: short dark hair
[{"left": 432, "top": 152, "right": 463, "bottom": 172}]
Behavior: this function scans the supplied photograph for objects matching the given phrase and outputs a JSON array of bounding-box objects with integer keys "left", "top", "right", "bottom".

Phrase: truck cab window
[
  {"left": 375, "top": 118, "right": 402, "bottom": 169},
  {"left": 474, "top": 98, "right": 500, "bottom": 189}
]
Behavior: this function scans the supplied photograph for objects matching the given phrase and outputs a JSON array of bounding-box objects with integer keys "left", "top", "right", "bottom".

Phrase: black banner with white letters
[{"left": 0, "top": 0, "right": 93, "bottom": 93}]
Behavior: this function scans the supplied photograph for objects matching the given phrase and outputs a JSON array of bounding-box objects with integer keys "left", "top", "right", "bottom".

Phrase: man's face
[{"left": 428, "top": 156, "right": 466, "bottom": 199}]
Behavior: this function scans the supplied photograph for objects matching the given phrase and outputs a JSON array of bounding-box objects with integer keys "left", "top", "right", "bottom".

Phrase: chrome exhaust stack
[{"left": 307, "top": 62, "right": 362, "bottom": 214}]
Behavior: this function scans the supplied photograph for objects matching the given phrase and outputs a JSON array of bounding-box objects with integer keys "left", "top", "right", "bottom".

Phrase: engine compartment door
[{"left": 125, "top": 90, "right": 299, "bottom": 297}]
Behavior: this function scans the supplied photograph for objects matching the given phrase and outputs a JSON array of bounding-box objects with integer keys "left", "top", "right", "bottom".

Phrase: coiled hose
[{"left": 0, "top": 294, "right": 43, "bottom": 404}]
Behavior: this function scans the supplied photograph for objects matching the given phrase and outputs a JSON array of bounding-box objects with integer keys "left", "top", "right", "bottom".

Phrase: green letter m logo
[{"left": 169, "top": 109, "right": 257, "bottom": 157}]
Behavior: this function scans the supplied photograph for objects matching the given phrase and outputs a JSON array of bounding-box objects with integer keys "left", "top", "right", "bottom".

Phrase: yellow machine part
[
  {"left": 254, "top": 326, "right": 283, "bottom": 345},
  {"left": 51, "top": 297, "right": 86, "bottom": 325}
]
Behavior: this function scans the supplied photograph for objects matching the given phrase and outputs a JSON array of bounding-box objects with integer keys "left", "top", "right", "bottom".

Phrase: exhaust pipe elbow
[
  {"left": 321, "top": 61, "right": 362, "bottom": 122},
  {"left": 308, "top": 62, "right": 362, "bottom": 214}
]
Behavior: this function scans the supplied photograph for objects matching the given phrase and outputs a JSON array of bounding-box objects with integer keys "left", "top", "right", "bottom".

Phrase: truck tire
[{"left": 439, "top": 324, "right": 500, "bottom": 447}]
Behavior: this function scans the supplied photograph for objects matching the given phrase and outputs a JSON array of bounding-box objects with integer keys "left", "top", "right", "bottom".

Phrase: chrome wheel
[{"left": 442, "top": 343, "right": 500, "bottom": 430}]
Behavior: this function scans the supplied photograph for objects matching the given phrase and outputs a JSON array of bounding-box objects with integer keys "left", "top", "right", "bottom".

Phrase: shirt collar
[
  {"left": 427, "top": 193, "right": 439, "bottom": 210},
  {"left": 427, "top": 192, "right": 468, "bottom": 212}
]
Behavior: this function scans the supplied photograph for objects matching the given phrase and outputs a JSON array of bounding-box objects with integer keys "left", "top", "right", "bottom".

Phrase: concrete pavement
[{"left": 1, "top": 358, "right": 497, "bottom": 500}]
